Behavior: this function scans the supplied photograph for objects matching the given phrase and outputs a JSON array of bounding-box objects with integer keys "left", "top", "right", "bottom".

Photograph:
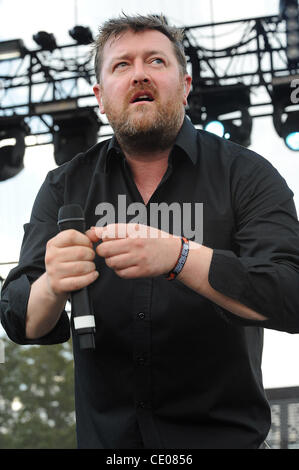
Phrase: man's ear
[
  {"left": 183, "top": 75, "right": 192, "bottom": 106},
  {"left": 93, "top": 84, "right": 105, "bottom": 114}
]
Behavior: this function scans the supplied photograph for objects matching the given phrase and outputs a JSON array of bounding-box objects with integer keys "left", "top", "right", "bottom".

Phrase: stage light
[
  {"left": 280, "top": 0, "right": 298, "bottom": 19},
  {"left": 204, "top": 114, "right": 252, "bottom": 147},
  {"left": 0, "top": 116, "right": 30, "bottom": 181},
  {"left": 196, "top": 83, "right": 252, "bottom": 147},
  {"left": 279, "top": 112, "right": 299, "bottom": 151},
  {"left": 69, "top": 26, "right": 93, "bottom": 45},
  {"left": 33, "top": 99, "right": 78, "bottom": 115},
  {"left": 0, "top": 39, "right": 25, "bottom": 61},
  {"left": 279, "top": 0, "right": 299, "bottom": 69},
  {"left": 286, "top": 131, "right": 299, "bottom": 150},
  {"left": 52, "top": 108, "right": 100, "bottom": 165},
  {"left": 272, "top": 76, "right": 299, "bottom": 150},
  {"left": 204, "top": 120, "right": 225, "bottom": 137},
  {"left": 33, "top": 31, "right": 57, "bottom": 52},
  {"left": 224, "top": 114, "right": 253, "bottom": 148}
]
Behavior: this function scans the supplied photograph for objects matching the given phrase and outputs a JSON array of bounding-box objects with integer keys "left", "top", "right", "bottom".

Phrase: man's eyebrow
[
  {"left": 109, "top": 53, "right": 132, "bottom": 65},
  {"left": 109, "top": 50, "right": 168, "bottom": 65},
  {"left": 144, "top": 50, "right": 168, "bottom": 58}
]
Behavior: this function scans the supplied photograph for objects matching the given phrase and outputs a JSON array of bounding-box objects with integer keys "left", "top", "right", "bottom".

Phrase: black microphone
[{"left": 57, "top": 204, "right": 96, "bottom": 350}]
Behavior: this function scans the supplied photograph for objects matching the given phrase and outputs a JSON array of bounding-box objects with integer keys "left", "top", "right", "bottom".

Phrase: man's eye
[
  {"left": 115, "top": 62, "right": 128, "bottom": 69},
  {"left": 152, "top": 58, "right": 164, "bottom": 65}
]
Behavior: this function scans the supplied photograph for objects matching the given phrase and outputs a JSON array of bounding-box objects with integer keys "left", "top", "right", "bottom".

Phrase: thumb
[{"left": 85, "top": 226, "right": 101, "bottom": 243}]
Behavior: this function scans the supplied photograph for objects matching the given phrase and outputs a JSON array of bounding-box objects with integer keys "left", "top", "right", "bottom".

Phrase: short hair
[{"left": 92, "top": 13, "right": 187, "bottom": 84}]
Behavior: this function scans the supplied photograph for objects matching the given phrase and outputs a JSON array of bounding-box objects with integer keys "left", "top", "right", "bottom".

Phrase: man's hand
[
  {"left": 86, "top": 223, "right": 181, "bottom": 279},
  {"left": 45, "top": 229, "right": 99, "bottom": 297}
]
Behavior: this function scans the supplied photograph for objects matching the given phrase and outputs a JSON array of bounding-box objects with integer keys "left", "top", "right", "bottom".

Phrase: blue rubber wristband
[{"left": 166, "top": 237, "right": 189, "bottom": 280}]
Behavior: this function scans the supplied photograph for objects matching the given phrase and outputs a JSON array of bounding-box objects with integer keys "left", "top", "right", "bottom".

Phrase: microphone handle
[
  {"left": 71, "top": 289, "right": 96, "bottom": 350},
  {"left": 57, "top": 206, "right": 96, "bottom": 350}
]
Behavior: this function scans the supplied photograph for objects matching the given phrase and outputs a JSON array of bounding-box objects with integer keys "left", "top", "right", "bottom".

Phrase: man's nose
[{"left": 131, "top": 61, "right": 150, "bottom": 85}]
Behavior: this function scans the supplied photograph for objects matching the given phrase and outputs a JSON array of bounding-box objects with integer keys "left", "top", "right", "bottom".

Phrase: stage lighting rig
[
  {"left": 52, "top": 108, "right": 100, "bottom": 165},
  {"left": 0, "top": 116, "right": 30, "bottom": 181},
  {"left": 33, "top": 31, "right": 57, "bottom": 52},
  {"left": 69, "top": 26, "right": 94, "bottom": 45},
  {"left": 1, "top": 14, "right": 299, "bottom": 151}
]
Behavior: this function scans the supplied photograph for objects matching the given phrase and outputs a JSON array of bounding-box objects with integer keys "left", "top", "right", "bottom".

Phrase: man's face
[{"left": 93, "top": 29, "right": 192, "bottom": 152}]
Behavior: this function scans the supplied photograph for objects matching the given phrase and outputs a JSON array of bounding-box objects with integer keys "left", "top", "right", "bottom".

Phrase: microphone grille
[{"left": 58, "top": 204, "right": 84, "bottom": 221}]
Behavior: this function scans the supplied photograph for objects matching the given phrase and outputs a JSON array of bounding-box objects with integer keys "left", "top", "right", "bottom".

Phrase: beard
[{"left": 102, "top": 83, "right": 185, "bottom": 155}]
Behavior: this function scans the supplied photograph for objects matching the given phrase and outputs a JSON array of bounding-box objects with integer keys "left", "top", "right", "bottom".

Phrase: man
[{"left": 1, "top": 14, "right": 299, "bottom": 449}]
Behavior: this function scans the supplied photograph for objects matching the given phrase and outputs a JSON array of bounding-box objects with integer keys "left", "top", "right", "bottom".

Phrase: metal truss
[{"left": 0, "top": 14, "right": 298, "bottom": 147}]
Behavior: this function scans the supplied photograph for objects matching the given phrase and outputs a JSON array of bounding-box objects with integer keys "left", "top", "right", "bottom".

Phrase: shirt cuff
[
  {"left": 1, "top": 274, "right": 70, "bottom": 345},
  {"left": 208, "top": 249, "right": 274, "bottom": 329},
  {"left": 208, "top": 249, "right": 246, "bottom": 301}
]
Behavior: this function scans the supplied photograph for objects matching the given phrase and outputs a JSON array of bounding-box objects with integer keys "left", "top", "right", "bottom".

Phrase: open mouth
[{"left": 130, "top": 92, "right": 155, "bottom": 104}]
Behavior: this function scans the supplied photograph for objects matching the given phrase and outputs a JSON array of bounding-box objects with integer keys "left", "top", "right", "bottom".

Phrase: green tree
[{"left": 0, "top": 337, "right": 76, "bottom": 448}]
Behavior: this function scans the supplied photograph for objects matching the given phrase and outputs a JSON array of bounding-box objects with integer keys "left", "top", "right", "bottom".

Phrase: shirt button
[
  {"left": 137, "top": 312, "right": 145, "bottom": 319},
  {"left": 137, "top": 356, "right": 146, "bottom": 365}
]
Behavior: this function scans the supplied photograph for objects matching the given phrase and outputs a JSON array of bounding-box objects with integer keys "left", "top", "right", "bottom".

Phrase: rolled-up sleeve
[
  {"left": 208, "top": 158, "right": 299, "bottom": 333},
  {"left": 0, "top": 171, "right": 70, "bottom": 345}
]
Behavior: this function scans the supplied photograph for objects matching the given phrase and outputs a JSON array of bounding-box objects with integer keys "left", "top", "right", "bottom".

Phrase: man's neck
[
  {"left": 124, "top": 149, "right": 171, "bottom": 205},
  {"left": 125, "top": 147, "right": 170, "bottom": 170}
]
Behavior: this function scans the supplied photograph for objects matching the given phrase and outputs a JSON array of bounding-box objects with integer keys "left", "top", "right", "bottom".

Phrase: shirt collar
[
  {"left": 104, "top": 114, "right": 198, "bottom": 172},
  {"left": 172, "top": 115, "right": 198, "bottom": 165}
]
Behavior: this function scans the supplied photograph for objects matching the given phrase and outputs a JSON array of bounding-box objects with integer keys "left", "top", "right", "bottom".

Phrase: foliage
[{"left": 0, "top": 337, "right": 76, "bottom": 449}]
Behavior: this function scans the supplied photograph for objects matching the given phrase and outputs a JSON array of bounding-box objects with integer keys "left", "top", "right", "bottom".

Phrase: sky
[{"left": 0, "top": 0, "right": 299, "bottom": 389}]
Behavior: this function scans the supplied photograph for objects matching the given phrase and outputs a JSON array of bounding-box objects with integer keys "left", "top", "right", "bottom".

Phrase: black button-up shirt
[{"left": 1, "top": 117, "right": 299, "bottom": 449}]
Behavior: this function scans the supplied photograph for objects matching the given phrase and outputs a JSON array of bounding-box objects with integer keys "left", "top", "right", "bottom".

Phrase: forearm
[
  {"left": 177, "top": 242, "right": 267, "bottom": 322},
  {"left": 26, "top": 272, "right": 68, "bottom": 339}
]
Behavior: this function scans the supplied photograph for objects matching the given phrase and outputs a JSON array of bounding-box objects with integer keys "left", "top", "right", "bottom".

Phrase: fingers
[
  {"left": 54, "top": 260, "right": 97, "bottom": 278},
  {"left": 113, "top": 266, "right": 141, "bottom": 279},
  {"left": 46, "top": 231, "right": 96, "bottom": 265},
  {"left": 85, "top": 227, "right": 100, "bottom": 243},
  {"left": 94, "top": 224, "right": 127, "bottom": 240},
  {"left": 45, "top": 229, "right": 99, "bottom": 295},
  {"left": 53, "top": 270, "right": 99, "bottom": 293},
  {"left": 93, "top": 223, "right": 171, "bottom": 241},
  {"left": 53, "top": 245, "right": 95, "bottom": 262},
  {"left": 48, "top": 229, "right": 93, "bottom": 249},
  {"left": 94, "top": 223, "right": 147, "bottom": 241},
  {"left": 81, "top": 223, "right": 182, "bottom": 280},
  {"left": 104, "top": 253, "right": 135, "bottom": 271},
  {"left": 96, "top": 238, "right": 130, "bottom": 258}
]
